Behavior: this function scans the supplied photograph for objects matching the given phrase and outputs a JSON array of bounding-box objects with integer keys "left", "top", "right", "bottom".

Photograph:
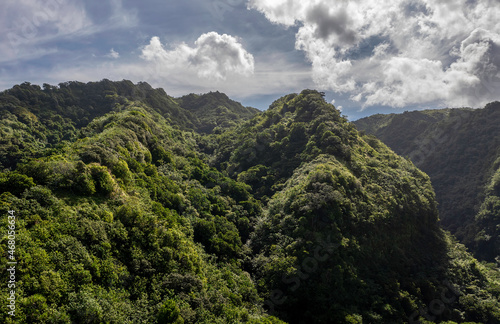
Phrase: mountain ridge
[{"left": 355, "top": 103, "right": 500, "bottom": 263}]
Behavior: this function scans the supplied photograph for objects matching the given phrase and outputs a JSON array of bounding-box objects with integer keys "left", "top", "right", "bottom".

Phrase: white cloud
[
  {"left": 2, "top": 0, "right": 90, "bottom": 51},
  {"left": 248, "top": 0, "right": 500, "bottom": 108},
  {"left": 247, "top": 0, "right": 304, "bottom": 26},
  {"left": 140, "top": 32, "right": 255, "bottom": 81},
  {"left": 0, "top": 0, "right": 137, "bottom": 63},
  {"left": 106, "top": 48, "right": 120, "bottom": 59}
]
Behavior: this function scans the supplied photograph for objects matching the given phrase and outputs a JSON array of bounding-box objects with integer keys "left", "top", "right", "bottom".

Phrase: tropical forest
[{"left": 1, "top": 80, "right": 500, "bottom": 324}]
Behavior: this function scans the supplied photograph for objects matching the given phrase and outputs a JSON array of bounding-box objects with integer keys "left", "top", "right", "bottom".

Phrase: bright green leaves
[
  {"left": 158, "top": 299, "right": 184, "bottom": 323},
  {"left": 89, "top": 164, "right": 114, "bottom": 196},
  {"left": 18, "top": 158, "right": 116, "bottom": 197}
]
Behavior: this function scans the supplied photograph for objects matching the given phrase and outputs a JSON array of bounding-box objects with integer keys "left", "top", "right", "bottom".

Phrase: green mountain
[
  {"left": 176, "top": 91, "right": 260, "bottom": 134},
  {"left": 1, "top": 81, "right": 499, "bottom": 323},
  {"left": 354, "top": 103, "right": 500, "bottom": 262}
]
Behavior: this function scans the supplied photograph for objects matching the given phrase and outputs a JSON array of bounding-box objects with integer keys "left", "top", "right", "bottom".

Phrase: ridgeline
[{"left": 355, "top": 104, "right": 500, "bottom": 263}]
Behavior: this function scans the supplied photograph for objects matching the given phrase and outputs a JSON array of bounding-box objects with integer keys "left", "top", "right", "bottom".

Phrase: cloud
[
  {"left": 140, "top": 32, "right": 254, "bottom": 81},
  {"left": 106, "top": 48, "right": 120, "bottom": 59},
  {"left": 247, "top": 0, "right": 304, "bottom": 26},
  {"left": 249, "top": 0, "right": 500, "bottom": 108},
  {"left": 305, "top": 4, "right": 357, "bottom": 44},
  {"left": 0, "top": 0, "right": 313, "bottom": 107},
  {"left": 2, "top": 0, "right": 90, "bottom": 51},
  {"left": 0, "top": 0, "right": 137, "bottom": 63}
]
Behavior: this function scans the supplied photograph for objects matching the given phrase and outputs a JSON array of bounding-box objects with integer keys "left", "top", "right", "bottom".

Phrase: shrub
[
  {"left": 89, "top": 164, "right": 114, "bottom": 195},
  {"left": 157, "top": 299, "right": 184, "bottom": 324},
  {"left": 0, "top": 171, "right": 35, "bottom": 195}
]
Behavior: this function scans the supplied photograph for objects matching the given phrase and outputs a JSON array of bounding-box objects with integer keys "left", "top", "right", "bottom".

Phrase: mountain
[
  {"left": 0, "top": 80, "right": 257, "bottom": 170},
  {"left": 0, "top": 81, "right": 499, "bottom": 323},
  {"left": 176, "top": 91, "right": 260, "bottom": 134},
  {"left": 354, "top": 103, "right": 500, "bottom": 262}
]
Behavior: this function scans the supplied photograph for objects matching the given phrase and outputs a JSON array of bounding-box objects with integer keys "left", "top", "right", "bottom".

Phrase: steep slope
[
  {"left": 212, "top": 90, "right": 500, "bottom": 323},
  {"left": 213, "top": 91, "right": 355, "bottom": 199},
  {"left": 474, "top": 163, "right": 500, "bottom": 262},
  {"left": 354, "top": 104, "right": 500, "bottom": 253}
]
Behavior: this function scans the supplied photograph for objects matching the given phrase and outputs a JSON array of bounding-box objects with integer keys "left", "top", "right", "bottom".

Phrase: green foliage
[
  {"left": 151, "top": 142, "right": 173, "bottom": 165},
  {"left": 1, "top": 81, "right": 499, "bottom": 324},
  {"left": 213, "top": 89, "right": 352, "bottom": 199},
  {"left": 89, "top": 164, "right": 114, "bottom": 195},
  {"left": 249, "top": 151, "right": 444, "bottom": 322},
  {"left": 473, "top": 167, "right": 500, "bottom": 262},
  {"left": 0, "top": 171, "right": 35, "bottom": 195},
  {"left": 112, "top": 160, "right": 132, "bottom": 185},
  {"left": 158, "top": 299, "right": 184, "bottom": 324},
  {"left": 355, "top": 103, "right": 500, "bottom": 262},
  {"left": 74, "top": 161, "right": 97, "bottom": 195},
  {"left": 176, "top": 91, "right": 259, "bottom": 134}
]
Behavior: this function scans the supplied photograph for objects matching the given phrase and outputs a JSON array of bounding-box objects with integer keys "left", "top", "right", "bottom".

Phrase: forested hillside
[
  {"left": 354, "top": 104, "right": 500, "bottom": 263},
  {"left": 176, "top": 92, "right": 259, "bottom": 134},
  {"left": 1, "top": 80, "right": 499, "bottom": 323}
]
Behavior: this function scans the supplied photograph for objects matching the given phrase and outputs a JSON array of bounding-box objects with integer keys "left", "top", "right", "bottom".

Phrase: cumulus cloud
[
  {"left": 140, "top": 32, "right": 255, "bottom": 81},
  {"left": 248, "top": 0, "right": 500, "bottom": 108}
]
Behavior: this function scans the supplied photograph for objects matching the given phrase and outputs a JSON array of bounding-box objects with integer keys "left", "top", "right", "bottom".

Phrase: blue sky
[{"left": 1, "top": 0, "right": 499, "bottom": 119}]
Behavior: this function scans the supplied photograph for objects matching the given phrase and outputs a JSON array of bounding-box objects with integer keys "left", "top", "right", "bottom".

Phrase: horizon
[{"left": 1, "top": 1, "right": 499, "bottom": 119}]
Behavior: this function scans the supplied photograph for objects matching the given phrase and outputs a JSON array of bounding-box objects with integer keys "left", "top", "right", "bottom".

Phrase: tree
[{"left": 157, "top": 299, "right": 184, "bottom": 324}]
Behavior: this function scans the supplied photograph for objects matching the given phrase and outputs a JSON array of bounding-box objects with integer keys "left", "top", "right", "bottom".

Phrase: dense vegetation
[
  {"left": 176, "top": 91, "right": 259, "bottom": 134},
  {"left": 1, "top": 80, "right": 499, "bottom": 323},
  {"left": 354, "top": 104, "right": 500, "bottom": 263}
]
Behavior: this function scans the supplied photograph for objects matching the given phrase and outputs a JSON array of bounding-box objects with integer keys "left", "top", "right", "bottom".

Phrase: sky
[{"left": 1, "top": 0, "right": 499, "bottom": 120}]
